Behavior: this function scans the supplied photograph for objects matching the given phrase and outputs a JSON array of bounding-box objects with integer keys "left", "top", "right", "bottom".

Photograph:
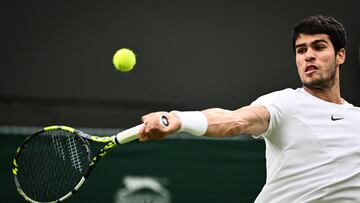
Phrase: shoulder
[
  {"left": 251, "top": 88, "right": 299, "bottom": 106},
  {"left": 250, "top": 88, "right": 298, "bottom": 139},
  {"left": 251, "top": 88, "right": 301, "bottom": 128}
]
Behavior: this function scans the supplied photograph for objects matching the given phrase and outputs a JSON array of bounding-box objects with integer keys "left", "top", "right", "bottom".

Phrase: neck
[
  {"left": 302, "top": 65, "right": 343, "bottom": 104},
  {"left": 303, "top": 83, "right": 342, "bottom": 104}
]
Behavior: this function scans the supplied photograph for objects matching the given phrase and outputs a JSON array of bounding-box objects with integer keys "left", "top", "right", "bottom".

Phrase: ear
[{"left": 336, "top": 48, "right": 346, "bottom": 65}]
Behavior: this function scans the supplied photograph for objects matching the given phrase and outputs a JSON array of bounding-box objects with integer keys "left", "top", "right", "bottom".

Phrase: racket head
[{"left": 13, "top": 126, "right": 92, "bottom": 203}]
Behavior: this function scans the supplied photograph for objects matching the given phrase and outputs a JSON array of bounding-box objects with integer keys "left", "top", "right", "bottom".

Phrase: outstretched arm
[
  {"left": 203, "top": 105, "right": 269, "bottom": 137},
  {"left": 139, "top": 105, "right": 270, "bottom": 141}
]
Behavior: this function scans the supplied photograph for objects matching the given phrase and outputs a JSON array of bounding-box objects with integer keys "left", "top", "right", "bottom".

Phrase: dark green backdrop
[{"left": 1, "top": 132, "right": 265, "bottom": 203}]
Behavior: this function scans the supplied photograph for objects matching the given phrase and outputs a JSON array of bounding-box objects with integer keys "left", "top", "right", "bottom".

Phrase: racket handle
[
  {"left": 115, "top": 115, "right": 169, "bottom": 144},
  {"left": 115, "top": 124, "right": 143, "bottom": 144}
]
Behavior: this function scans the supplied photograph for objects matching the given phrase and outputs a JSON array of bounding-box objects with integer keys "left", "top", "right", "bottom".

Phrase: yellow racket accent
[
  {"left": 44, "top": 126, "right": 75, "bottom": 132},
  {"left": 12, "top": 167, "right": 18, "bottom": 175},
  {"left": 90, "top": 136, "right": 113, "bottom": 143}
]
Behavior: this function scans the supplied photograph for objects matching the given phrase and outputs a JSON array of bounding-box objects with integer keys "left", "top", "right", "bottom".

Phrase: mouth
[{"left": 305, "top": 64, "right": 319, "bottom": 75}]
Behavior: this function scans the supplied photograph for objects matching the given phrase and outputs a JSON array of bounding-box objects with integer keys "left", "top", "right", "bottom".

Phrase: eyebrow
[{"left": 295, "top": 39, "right": 329, "bottom": 50}]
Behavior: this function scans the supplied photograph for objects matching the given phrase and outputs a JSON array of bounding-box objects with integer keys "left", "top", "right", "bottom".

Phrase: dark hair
[{"left": 292, "top": 15, "right": 347, "bottom": 54}]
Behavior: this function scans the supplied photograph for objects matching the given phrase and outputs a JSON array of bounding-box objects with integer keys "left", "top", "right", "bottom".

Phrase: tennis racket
[{"left": 12, "top": 116, "right": 169, "bottom": 203}]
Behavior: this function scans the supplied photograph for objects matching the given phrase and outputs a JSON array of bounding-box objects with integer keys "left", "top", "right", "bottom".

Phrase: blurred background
[{"left": 1, "top": 0, "right": 359, "bottom": 202}]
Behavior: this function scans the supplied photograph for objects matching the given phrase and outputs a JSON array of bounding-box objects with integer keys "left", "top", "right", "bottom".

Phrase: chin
[{"left": 303, "top": 79, "right": 335, "bottom": 90}]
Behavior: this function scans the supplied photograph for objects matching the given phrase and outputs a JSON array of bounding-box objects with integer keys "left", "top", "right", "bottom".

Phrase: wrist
[{"left": 171, "top": 111, "right": 208, "bottom": 136}]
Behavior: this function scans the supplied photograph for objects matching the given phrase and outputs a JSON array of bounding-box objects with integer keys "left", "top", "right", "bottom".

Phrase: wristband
[{"left": 172, "top": 111, "right": 208, "bottom": 136}]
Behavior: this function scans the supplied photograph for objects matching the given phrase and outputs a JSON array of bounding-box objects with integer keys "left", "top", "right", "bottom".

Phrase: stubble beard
[{"left": 302, "top": 66, "right": 337, "bottom": 90}]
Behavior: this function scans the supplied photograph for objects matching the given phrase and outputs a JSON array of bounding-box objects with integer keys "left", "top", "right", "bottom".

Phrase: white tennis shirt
[{"left": 251, "top": 88, "right": 360, "bottom": 203}]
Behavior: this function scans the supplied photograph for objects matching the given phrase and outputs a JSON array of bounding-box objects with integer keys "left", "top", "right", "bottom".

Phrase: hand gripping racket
[{"left": 12, "top": 116, "right": 169, "bottom": 203}]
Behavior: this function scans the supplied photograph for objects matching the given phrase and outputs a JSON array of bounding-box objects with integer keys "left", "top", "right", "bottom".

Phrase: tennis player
[{"left": 139, "top": 15, "right": 360, "bottom": 202}]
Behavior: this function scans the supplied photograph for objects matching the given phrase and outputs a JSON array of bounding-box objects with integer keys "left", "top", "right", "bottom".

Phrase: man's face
[{"left": 295, "top": 33, "right": 345, "bottom": 89}]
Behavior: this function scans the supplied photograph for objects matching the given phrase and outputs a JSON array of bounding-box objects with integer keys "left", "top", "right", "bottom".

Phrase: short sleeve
[{"left": 250, "top": 88, "right": 295, "bottom": 138}]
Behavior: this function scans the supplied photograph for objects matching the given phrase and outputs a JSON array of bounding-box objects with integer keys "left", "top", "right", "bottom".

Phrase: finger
[
  {"left": 141, "top": 115, "right": 149, "bottom": 122},
  {"left": 139, "top": 125, "right": 145, "bottom": 139},
  {"left": 140, "top": 135, "right": 149, "bottom": 142},
  {"left": 141, "top": 112, "right": 154, "bottom": 122}
]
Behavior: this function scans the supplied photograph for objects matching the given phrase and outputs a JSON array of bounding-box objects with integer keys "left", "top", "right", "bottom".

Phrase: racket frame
[
  {"left": 12, "top": 126, "right": 120, "bottom": 203},
  {"left": 13, "top": 119, "right": 164, "bottom": 202}
]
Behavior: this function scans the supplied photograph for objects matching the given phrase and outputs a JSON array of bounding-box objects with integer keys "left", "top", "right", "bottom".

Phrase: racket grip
[{"left": 115, "top": 124, "right": 143, "bottom": 144}]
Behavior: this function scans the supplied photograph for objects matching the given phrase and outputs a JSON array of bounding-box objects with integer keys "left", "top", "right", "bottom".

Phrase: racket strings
[
  {"left": 67, "top": 136, "right": 84, "bottom": 173},
  {"left": 52, "top": 135, "right": 66, "bottom": 161},
  {"left": 15, "top": 129, "right": 90, "bottom": 202}
]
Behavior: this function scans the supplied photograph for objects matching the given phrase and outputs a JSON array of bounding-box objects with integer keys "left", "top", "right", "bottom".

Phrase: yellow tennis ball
[{"left": 112, "top": 48, "right": 136, "bottom": 72}]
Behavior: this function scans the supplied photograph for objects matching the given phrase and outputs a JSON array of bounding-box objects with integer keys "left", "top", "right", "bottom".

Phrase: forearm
[
  {"left": 202, "top": 108, "right": 248, "bottom": 137},
  {"left": 202, "top": 106, "right": 269, "bottom": 137}
]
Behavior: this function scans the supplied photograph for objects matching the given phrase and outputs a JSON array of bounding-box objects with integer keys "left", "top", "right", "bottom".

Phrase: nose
[{"left": 305, "top": 48, "right": 316, "bottom": 62}]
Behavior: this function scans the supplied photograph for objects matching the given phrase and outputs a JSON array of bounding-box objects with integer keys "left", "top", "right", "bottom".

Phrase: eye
[
  {"left": 314, "top": 45, "right": 326, "bottom": 51},
  {"left": 296, "top": 47, "right": 307, "bottom": 54}
]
